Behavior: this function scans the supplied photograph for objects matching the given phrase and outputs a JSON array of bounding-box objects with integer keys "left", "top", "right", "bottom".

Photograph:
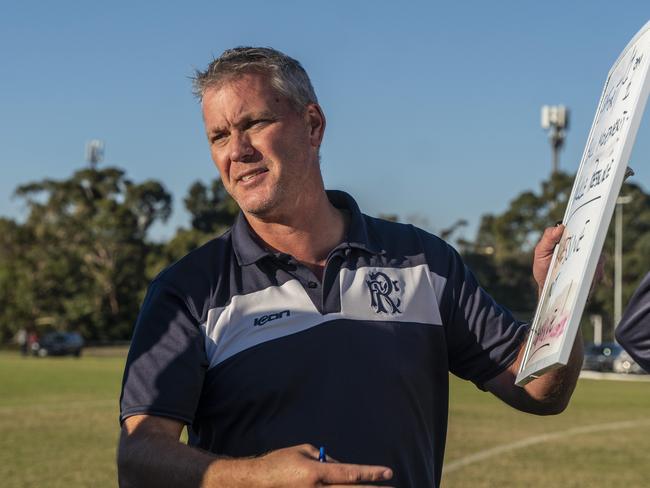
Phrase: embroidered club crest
[{"left": 365, "top": 271, "right": 402, "bottom": 314}]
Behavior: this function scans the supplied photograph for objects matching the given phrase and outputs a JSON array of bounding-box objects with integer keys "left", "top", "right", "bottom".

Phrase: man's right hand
[
  {"left": 231, "top": 444, "right": 393, "bottom": 487},
  {"left": 118, "top": 414, "right": 393, "bottom": 487}
]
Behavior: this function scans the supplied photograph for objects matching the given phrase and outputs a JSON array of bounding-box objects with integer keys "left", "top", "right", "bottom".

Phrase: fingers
[
  {"left": 297, "top": 444, "right": 341, "bottom": 464},
  {"left": 319, "top": 463, "right": 393, "bottom": 485},
  {"left": 264, "top": 444, "right": 392, "bottom": 486},
  {"left": 532, "top": 225, "right": 565, "bottom": 297},
  {"left": 297, "top": 443, "right": 321, "bottom": 459},
  {"left": 535, "top": 225, "right": 565, "bottom": 258},
  {"left": 326, "top": 454, "right": 341, "bottom": 464}
]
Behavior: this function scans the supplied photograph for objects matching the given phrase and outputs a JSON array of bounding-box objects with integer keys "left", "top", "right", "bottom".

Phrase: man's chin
[
  {"left": 237, "top": 188, "right": 291, "bottom": 220},
  {"left": 239, "top": 197, "right": 277, "bottom": 219}
]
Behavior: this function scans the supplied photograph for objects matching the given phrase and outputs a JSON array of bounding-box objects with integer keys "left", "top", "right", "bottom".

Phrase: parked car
[
  {"left": 31, "top": 332, "right": 84, "bottom": 357},
  {"left": 613, "top": 350, "right": 645, "bottom": 374},
  {"left": 582, "top": 342, "right": 622, "bottom": 372}
]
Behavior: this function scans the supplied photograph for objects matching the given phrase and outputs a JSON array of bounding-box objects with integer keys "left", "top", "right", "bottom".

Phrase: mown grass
[
  {"left": 0, "top": 351, "right": 124, "bottom": 487},
  {"left": 1, "top": 350, "right": 648, "bottom": 487},
  {"left": 444, "top": 375, "right": 650, "bottom": 487}
]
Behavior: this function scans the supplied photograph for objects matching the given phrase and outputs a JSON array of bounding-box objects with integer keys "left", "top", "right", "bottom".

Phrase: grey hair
[{"left": 192, "top": 47, "right": 318, "bottom": 111}]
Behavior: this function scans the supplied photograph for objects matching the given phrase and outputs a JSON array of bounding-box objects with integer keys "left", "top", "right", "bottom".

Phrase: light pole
[
  {"left": 614, "top": 194, "right": 633, "bottom": 328},
  {"left": 541, "top": 105, "right": 569, "bottom": 174}
]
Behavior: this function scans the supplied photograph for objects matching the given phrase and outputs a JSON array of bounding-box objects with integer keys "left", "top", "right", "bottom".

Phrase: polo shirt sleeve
[
  {"left": 435, "top": 243, "right": 528, "bottom": 387},
  {"left": 119, "top": 278, "right": 208, "bottom": 425},
  {"left": 615, "top": 272, "right": 650, "bottom": 372}
]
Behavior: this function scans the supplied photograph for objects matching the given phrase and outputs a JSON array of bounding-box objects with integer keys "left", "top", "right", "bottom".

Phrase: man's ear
[{"left": 305, "top": 103, "right": 326, "bottom": 147}]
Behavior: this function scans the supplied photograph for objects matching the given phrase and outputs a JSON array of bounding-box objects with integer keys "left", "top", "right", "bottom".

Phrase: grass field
[{"left": 1, "top": 350, "right": 649, "bottom": 487}]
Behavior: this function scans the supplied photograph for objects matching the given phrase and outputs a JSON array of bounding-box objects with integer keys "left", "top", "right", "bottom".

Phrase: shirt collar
[
  {"left": 231, "top": 212, "right": 270, "bottom": 266},
  {"left": 232, "top": 190, "right": 383, "bottom": 266},
  {"left": 326, "top": 190, "right": 382, "bottom": 255}
]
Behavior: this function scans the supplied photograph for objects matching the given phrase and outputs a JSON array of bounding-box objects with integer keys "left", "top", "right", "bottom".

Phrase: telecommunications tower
[
  {"left": 85, "top": 139, "right": 105, "bottom": 168},
  {"left": 541, "top": 105, "right": 569, "bottom": 174}
]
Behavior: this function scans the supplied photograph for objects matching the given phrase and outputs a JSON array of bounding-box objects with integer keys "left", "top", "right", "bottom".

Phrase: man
[
  {"left": 615, "top": 272, "right": 650, "bottom": 371},
  {"left": 118, "top": 47, "right": 584, "bottom": 487}
]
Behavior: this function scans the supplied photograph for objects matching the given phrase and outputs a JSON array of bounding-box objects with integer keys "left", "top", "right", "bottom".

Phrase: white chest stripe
[
  {"left": 200, "top": 265, "right": 447, "bottom": 370},
  {"left": 339, "top": 264, "right": 444, "bottom": 324},
  {"left": 201, "top": 279, "right": 322, "bottom": 370}
]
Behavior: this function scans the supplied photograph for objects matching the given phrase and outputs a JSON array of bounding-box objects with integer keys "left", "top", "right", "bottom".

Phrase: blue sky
[{"left": 2, "top": 1, "right": 650, "bottom": 241}]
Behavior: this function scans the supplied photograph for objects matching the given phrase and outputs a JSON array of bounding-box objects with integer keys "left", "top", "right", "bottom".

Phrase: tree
[
  {"left": 463, "top": 170, "right": 650, "bottom": 339},
  {"left": 471, "top": 171, "right": 574, "bottom": 262},
  {"left": 1, "top": 166, "right": 172, "bottom": 342},
  {"left": 453, "top": 172, "right": 574, "bottom": 318},
  {"left": 590, "top": 181, "right": 650, "bottom": 335},
  {"left": 184, "top": 179, "right": 239, "bottom": 234},
  {"left": 146, "top": 178, "right": 239, "bottom": 280},
  {"left": 0, "top": 218, "right": 35, "bottom": 341}
]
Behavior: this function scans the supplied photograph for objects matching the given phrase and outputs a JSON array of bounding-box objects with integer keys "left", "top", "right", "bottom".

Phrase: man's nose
[{"left": 229, "top": 132, "right": 255, "bottom": 162}]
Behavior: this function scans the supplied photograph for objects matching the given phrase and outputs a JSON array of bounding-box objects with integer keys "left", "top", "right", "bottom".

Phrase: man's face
[{"left": 202, "top": 73, "right": 324, "bottom": 219}]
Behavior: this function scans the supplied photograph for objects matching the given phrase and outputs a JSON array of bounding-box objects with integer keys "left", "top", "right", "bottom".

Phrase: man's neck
[{"left": 245, "top": 192, "right": 348, "bottom": 278}]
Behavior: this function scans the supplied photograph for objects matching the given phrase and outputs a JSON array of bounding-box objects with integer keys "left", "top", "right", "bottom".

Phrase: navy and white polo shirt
[
  {"left": 120, "top": 190, "right": 527, "bottom": 487},
  {"left": 616, "top": 272, "right": 650, "bottom": 372}
]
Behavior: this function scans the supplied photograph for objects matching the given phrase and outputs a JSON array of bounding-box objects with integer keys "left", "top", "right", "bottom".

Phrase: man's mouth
[{"left": 238, "top": 168, "right": 269, "bottom": 182}]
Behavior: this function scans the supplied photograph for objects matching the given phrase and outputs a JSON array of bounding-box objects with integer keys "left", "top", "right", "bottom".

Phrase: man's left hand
[{"left": 533, "top": 224, "right": 565, "bottom": 296}]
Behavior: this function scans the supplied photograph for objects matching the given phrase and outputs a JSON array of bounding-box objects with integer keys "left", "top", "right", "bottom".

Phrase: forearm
[
  {"left": 118, "top": 434, "right": 393, "bottom": 488},
  {"left": 520, "top": 327, "right": 584, "bottom": 414},
  {"left": 118, "top": 428, "right": 221, "bottom": 488},
  {"left": 489, "top": 223, "right": 584, "bottom": 415},
  {"left": 485, "top": 328, "right": 584, "bottom": 415}
]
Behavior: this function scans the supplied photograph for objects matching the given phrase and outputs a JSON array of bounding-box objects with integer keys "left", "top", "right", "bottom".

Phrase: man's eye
[
  {"left": 211, "top": 133, "right": 227, "bottom": 144},
  {"left": 248, "top": 119, "right": 271, "bottom": 129}
]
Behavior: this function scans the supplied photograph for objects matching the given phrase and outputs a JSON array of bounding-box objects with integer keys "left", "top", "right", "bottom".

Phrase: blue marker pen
[{"left": 319, "top": 446, "right": 327, "bottom": 462}]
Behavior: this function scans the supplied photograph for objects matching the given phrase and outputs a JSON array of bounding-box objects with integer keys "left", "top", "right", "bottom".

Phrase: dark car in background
[
  {"left": 31, "top": 332, "right": 84, "bottom": 357},
  {"left": 582, "top": 342, "right": 623, "bottom": 372}
]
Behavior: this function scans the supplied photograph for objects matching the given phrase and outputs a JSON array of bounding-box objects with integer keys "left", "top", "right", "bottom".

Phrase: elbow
[
  {"left": 503, "top": 391, "right": 571, "bottom": 416},
  {"left": 526, "top": 361, "right": 581, "bottom": 416},
  {"left": 525, "top": 387, "right": 573, "bottom": 416},
  {"left": 516, "top": 398, "right": 568, "bottom": 416},
  {"left": 534, "top": 397, "right": 569, "bottom": 416}
]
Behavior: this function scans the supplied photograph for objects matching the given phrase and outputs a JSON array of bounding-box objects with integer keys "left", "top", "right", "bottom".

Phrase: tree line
[
  {"left": 0, "top": 165, "right": 238, "bottom": 343},
  {"left": 1, "top": 165, "right": 648, "bottom": 343},
  {"left": 452, "top": 171, "right": 650, "bottom": 341}
]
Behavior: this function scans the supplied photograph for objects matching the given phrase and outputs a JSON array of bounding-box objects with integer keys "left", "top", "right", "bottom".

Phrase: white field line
[{"left": 443, "top": 418, "right": 650, "bottom": 475}]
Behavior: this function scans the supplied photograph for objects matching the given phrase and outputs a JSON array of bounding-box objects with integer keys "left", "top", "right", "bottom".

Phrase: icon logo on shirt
[
  {"left": 253, "top": 310, "right": 291, "bottom": 326},
  {"left": 366, "top": 271, "right": 402, "bottom": 314}
]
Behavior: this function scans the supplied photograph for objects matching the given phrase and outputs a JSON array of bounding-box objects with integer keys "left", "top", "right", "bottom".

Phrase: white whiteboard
[{"left": 516, "top": 20, "right": 650, "bottom": 385}]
